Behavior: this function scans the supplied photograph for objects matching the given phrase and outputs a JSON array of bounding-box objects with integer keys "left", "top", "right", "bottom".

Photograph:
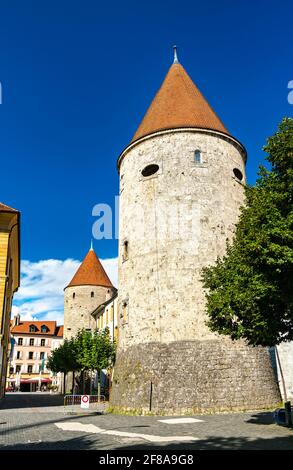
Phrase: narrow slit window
[
  {"left": 122, "top": 240, "right": 129, "bottom": 261},
  {"left": 194, "top": 150, "right": 201, "bottom": 164},
  {"left": 123, "top": 302, "right": 128, "bottom": 322}
]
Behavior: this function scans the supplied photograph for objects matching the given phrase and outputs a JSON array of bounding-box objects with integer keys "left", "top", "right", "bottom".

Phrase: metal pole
[{"left": 149, "top": 381, "right": 153, "bottom": 412}]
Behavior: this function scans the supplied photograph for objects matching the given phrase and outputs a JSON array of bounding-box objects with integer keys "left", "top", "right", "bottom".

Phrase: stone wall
[{"left": 111, "top": 339, "right": 281, "bottom": 414}]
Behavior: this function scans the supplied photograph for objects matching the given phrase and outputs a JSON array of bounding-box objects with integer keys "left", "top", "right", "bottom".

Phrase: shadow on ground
[
  {"left": 0, "top": 393, "right": 64, "bottom": 410},
  {"left": 1, "top": 433, "right": 293, "bottom": 450},
  {"left": 245, "top": 412, "right": 276, "bottom": 426}
]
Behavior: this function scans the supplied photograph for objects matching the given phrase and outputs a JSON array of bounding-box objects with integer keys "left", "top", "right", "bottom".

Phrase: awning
[{"left": 20, "top": 378, "right": 52, "bottom": 384}]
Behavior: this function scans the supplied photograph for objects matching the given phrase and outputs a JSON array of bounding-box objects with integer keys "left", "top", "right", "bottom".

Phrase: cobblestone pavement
[{"left": 0, "top": 393, "right": 293, "bottom": 450}]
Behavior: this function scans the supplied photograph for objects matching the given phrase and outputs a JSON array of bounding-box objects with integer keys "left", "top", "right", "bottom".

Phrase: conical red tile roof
[
  {"left": 131, "top": 62, "right": 229, "bottom": 143},
  {"left": 66, "top": 249, "right": 113, "bottom": 288}
]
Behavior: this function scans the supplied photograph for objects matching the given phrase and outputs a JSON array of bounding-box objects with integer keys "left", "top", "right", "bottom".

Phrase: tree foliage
[
  {"left": 202, "top": 117, "right": 293, "bottom": 346},
  {"left": 47, "top": 338, "right": 79, "bottom": 375},
  {"left": 47, "top": 328, "right": 116, "bottom": 375}
]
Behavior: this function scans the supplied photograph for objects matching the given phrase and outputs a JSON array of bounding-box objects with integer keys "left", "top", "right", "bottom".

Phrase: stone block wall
[{"left": 111, "top": 339, "right": 281, "bottom": 414}]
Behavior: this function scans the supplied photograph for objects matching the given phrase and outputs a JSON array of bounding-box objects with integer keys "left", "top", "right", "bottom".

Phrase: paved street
[{"left": 0, "top": 393, "right": 293, "bottom": 450}]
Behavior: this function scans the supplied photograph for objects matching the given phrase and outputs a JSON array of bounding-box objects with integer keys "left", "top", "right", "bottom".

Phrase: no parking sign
[{"left": 80, "top": 395, "right": 89, "bottom": 409}]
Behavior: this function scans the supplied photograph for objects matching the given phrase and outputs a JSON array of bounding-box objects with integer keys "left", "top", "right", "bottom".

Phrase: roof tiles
[{"left": 131, "top": 62, "right": 229, "bottom": 143}]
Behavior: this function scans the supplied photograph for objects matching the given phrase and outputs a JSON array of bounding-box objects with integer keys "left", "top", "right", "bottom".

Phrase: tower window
[
  {"left": 73, "top": 292, "right": 75, "bottom": 299},
  {"left": 122, "top": 240, "right": 129, "bottom": 262},
  {"left": 121, "top": 300, "right": 129, "bottom": 323},
  {"left": 233, "top": 168, "right": 243, "bottom": 181},
  {"left": 91, "top": 291, "right": 94, "bottom": 298},
  {"left": 194, "top": 150, "right": 201, "bottom": 164},
  {"left": 141, "top": 164, "right": 159, "bottom": 177}
]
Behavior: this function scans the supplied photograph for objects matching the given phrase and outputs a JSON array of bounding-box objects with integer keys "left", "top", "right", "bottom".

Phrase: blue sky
[{"left": 0, "top": 0, "right": 292, "bottom": 322}]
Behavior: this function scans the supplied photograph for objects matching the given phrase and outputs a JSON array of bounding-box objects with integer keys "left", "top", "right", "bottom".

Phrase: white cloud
[{"left": 12, "top": 257, "right": 118, "bottom": 324}]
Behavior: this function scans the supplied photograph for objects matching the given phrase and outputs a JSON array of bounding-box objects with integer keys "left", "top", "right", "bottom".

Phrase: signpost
[{"left": 80, "top": 394, "right": 90, "bottom": 409}]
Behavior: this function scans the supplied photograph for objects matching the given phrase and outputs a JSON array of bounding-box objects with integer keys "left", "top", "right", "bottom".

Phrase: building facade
[
  {"left": 0, "top": 202, "right": 20, "bottom": 399},
  {"left": 111, "top": 51, "right": 281, "bottom": 413},
  {"left": 7, "top": 315, "right": 63, "bottom": 392},
  {"left": 91, "top": 292, "right": 118, "bottom": 342},
  {"left": 64, "top": 246, "right": 116, "bottom": 341}
]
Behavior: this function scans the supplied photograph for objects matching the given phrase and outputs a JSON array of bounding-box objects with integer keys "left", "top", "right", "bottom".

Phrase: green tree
[
  {"left": 74, "top": 328, "right": 116, "bottom": 394},
  {"left": 48, "top": 328, "right": 116, "bottom": 395},
  {"left": 47, "top": 338, "right": 79, "bottom": 393},
  {"left": 202, "top": 117, "right": 293, "bottom": 346}
]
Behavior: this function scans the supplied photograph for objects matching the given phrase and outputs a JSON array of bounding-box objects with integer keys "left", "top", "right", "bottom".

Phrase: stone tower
[
  {"left": 111, "top": 50, "right": 280, "bottom": 413},
  {"left": 64, "top": 245, "right": 115, "bottom": 340}
]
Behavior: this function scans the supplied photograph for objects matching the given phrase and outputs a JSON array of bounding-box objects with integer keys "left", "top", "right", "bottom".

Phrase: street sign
[{"left": 80, "top": 394, "right": 89, "bottom": 409}]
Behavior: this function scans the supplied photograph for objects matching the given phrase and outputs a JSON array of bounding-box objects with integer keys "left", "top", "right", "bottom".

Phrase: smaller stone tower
[{"left": 64, "top": 245, "right": 115, "bottom": 340}]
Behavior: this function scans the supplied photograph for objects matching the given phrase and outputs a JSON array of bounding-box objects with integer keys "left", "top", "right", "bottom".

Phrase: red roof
[
  {"left": 55, "top": 325, "right": 63, "bottom": 337},
  {"left": 11, "top": 321, "right": 63, "bottom": 337},
  {"left": 131, "top": 62, "right": 229, "bottom": 143},
  {"left": 66, "top": 248, "right": 113, "bottom": 289},
  {"left": 0, "top": 202, "right": 19, "bottom": 213}
]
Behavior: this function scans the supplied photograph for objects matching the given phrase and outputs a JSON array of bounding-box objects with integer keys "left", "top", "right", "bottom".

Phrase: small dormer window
[
  {"left": 41, "top": 325, "right": 48, "bottom": 333},
  {"left": 194, "top": 150, "right": 201, "bottom": 164},
  {"left": 29, "top": 325, "right": 36, "bottom": 333}
]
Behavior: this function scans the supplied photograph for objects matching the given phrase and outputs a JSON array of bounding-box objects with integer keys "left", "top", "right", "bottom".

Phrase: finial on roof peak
[
  {"left": 90, "top": 239, "right": 94, "bottom": 251},
  {"left": 173, "top": 45, "right": 179, "bottom": 64}
]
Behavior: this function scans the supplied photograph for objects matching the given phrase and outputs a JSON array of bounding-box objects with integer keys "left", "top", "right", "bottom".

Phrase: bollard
[{"left": 285, "top": 401, "right": 292, "bottom": 427}]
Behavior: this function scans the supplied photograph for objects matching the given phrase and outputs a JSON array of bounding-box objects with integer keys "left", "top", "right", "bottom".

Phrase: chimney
[{"left": 14, "top": 313, "right": 20, "bottom": 326}]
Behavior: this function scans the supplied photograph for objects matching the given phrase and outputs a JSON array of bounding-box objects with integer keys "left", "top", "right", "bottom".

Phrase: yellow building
[
  {"left": 0, "top": 202, "right": 20, "bottom": 399},
  {"left": 91, "top": 292, "right": 118, "bottom": 343}
]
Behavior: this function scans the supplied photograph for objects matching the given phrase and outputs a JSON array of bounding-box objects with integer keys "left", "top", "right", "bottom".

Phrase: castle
[
  {"left": 110, "top": 49, "right": 281, "bottom": 413},
  {"left": 64, "top": 49, "right": 281, "bottom": 413}
]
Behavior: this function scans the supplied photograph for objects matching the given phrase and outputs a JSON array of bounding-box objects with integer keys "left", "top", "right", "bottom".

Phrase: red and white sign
[{"left": 80, "top": 394, "right": 90, "bottom": 409}]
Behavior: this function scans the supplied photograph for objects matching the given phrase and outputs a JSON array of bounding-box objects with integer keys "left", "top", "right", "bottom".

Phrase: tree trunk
[
  {"left": 82, "top": 371, "right": 85, "bottom": 394},
  {"left": 63, "top": 372, "right": 66, "bottom": 395},
  {"left": 72, "top": 371, "right": 75, "bottom": 395},
  {"left": 97, "top": 370, "right": 101, "bottom": 402}
]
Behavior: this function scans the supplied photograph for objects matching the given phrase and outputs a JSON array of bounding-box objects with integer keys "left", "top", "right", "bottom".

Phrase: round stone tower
[
  {"left": 64, "top": 245, "right": 115, "bottom": 340},
  {"left": 111, "top": 50, "right": 280, "bottom": 414}
]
